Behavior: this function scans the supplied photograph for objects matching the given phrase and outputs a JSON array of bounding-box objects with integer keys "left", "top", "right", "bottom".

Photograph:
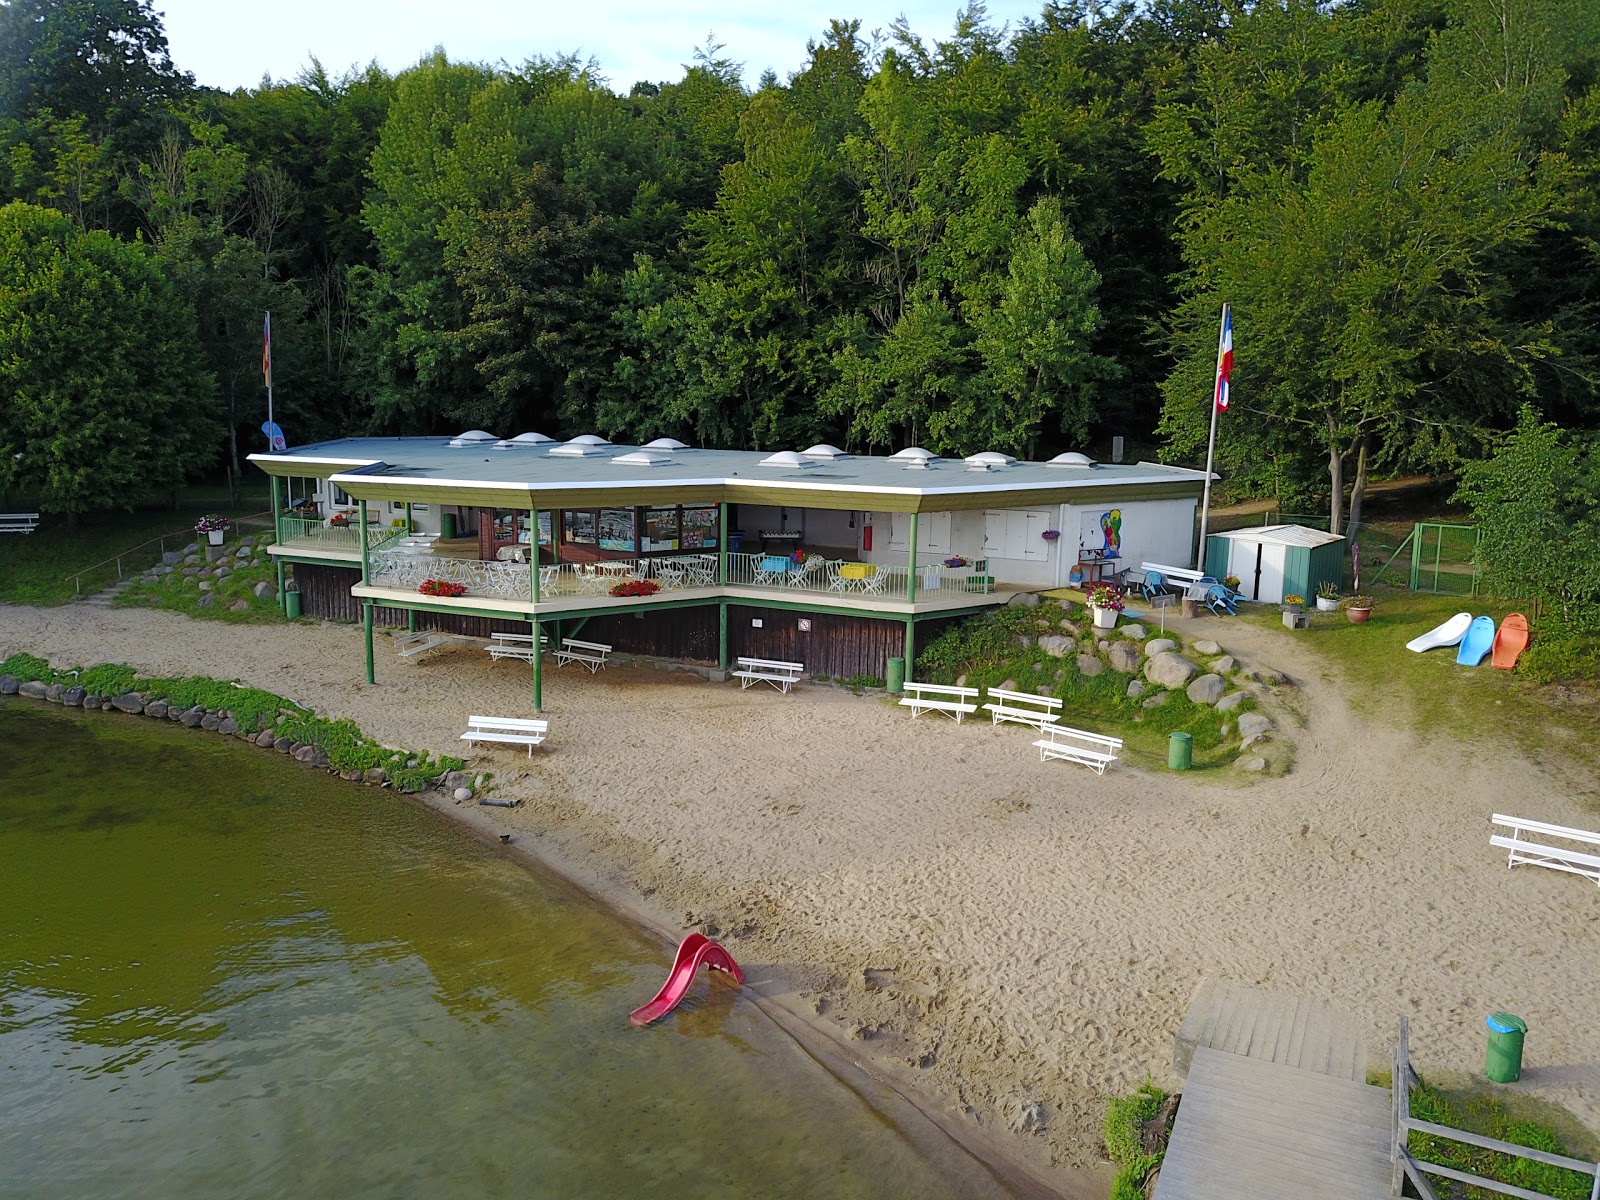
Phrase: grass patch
[
  {"left": 917, "top": 601, "right": 1260, "bottom": 770},
  {"left": 117, "top": 532, "right": 284, "bottom": 624},
  {"left": 1409, "top": 1079, "right": 1596, "bottom": 1199},
  {"left": 0, "top": 652, "right": 461, "bottom": 793},
  {"left": 1103, "top": 1083, "right": 1168, "bottom": 1200},
  {"left": 0, "top": 487, "right": 271, "bottom": 606},
  {"left": 1236, "top": 588, "right": 1600, "bottom": 772}
]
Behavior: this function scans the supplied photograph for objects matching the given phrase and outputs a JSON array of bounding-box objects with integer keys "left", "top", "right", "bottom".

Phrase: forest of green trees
[{"left": 0, "top": 0, "right": 1597, "bottom": 544}]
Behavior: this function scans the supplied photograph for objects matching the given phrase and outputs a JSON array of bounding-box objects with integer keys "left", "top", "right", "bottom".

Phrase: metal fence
[{"left": 1369, "top": 522, "right": 1481, "bottom": 596}]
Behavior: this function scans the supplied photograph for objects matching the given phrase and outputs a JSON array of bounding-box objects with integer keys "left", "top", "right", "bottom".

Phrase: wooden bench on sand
[
  {"left": 1033, "top": 724, "right": 1122, "bottom": 774},
  {"left": 460, "top": 715, "right": 549, "bottom": 758},
  {"left": 982, "top": 687, "right": 1061, "bottom": 730},
  {"left": 732, "top": 656, "right": 804, "bottom": 693},
  {"left": 1490, "top": 813, "right": 1600, "bottom": 886},
  {"left": 555, "top": 638, "right": 611, "bottom": 672},
  {"left": 0, "top": 512, "right": 41, "bottom": 534},
  {"left": 899, "top": 682, "right": 979, "bottom": 723},
  {"left": 487, "top": 631, "right": 548, "bottom": 664}
]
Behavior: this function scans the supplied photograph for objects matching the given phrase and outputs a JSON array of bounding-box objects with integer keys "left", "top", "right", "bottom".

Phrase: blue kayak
[{"left": 1456, "top": 616, "right": 1497, "bottom": 666}]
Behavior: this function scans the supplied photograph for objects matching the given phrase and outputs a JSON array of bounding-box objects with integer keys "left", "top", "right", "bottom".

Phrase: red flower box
[
  {"left": 419, "top": 579, "right": 467, "bottom": 597},
  {"left": 609, "top": 579, "right": 660, "bottom": 598}
]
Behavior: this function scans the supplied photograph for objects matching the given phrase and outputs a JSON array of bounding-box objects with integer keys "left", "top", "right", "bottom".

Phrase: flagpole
[
  {"left": 1196, "top": 302, "right": 1228, "bottom": 569},
  {"left": 264, "top": 310, "right": 273, "bottom": 451}
]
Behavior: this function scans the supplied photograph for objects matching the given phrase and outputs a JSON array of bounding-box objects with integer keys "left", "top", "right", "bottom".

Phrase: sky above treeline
[{"left": 154, "top": 0, "right": 1047, "bottom": 93}]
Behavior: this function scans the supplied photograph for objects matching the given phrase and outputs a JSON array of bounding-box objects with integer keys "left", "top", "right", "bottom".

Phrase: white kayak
[{"left": 1405, "top": 612, "right": 1473, "bottom": 653}]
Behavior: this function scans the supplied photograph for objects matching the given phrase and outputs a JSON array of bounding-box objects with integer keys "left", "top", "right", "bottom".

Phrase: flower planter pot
[
  {"left": 1316, "top": 596, "right": 1339, "bottom": 613},
  {"left": 206, "top": 529, "right": 224, "bottom": 546},
  {"left": 1091, "top": 605, "right": 1118, "bottom": 630},
  {"left": 1345, "top": 607, "right": 1372, "bottom": 624}
]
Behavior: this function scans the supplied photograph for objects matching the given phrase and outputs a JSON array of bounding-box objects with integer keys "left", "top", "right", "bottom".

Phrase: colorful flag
[
  {"left": 262, "top": 311, "right": 272, "bottom": 390},
  {"left": 260, "top": 421, "right": 287, "bottom": 452},
  {"left": 1213, "top": 303, "right": 1232, "bottom": 412}
]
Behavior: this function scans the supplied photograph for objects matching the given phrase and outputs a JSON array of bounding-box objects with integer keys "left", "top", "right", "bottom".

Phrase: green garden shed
[{"left": 1203, "top": 524, "right": 1345, "bottom": 604}]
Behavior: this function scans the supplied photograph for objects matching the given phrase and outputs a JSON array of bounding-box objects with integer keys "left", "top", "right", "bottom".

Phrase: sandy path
[{"left": 4, "top": 604, "right": 1598, "bottom": 1184}]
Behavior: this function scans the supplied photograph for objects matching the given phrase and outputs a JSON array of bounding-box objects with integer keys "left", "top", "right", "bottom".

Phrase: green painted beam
[
  {"left": 363, "top": 602, "right": 375, "bottom": 685},
  {"left": 718, "top": 600, "right": 728, "bottom": 670},
  {"left": 357, "top": 499, "right": 371, "bottom": 586},
  {"left": 530, "top": 617, "right": 543, "bottom": 711}
]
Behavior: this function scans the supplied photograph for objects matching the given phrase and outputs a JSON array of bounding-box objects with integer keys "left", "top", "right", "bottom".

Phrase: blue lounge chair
[
  {"left": 1204, "top": 585, "right": 1239, "bottom": 616},
  {"left": 1140, "top": 571, "right": 1168, "bottom": 602}
]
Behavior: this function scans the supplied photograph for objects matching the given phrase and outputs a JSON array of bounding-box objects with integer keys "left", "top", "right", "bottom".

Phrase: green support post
[
  {"left": 405, "top": 502, "right": 413, "bottom": 535},
  {"left": 903, "top": 617, "right": 915, "bottom": 683},
  {"left": 907, "top": 512, "right": 919, "bottom": 603},
  {"left": 531, "top": 618, "right": 543, "bottom": 711},
  {"left": 363, "top": 602, "right": 375, "bottom": 685},
  {"left": 270, "top": 475, "right": 285, "bottom": 610},
  {"left": 530, "top": 508, "right": 540, "bottom": 603},
  {"left": 718, "top": 503, "right": 728, "bottom": 583},
  {"left": 718, "top": 600, "right": 729, "bottom": 670},
  {"left": 276, "top": 560, "right": 287, "bottom": 611},
  {"left": 408, "top": 608, "right": 417, "bottom": 632},
  {"left": 358, "top": 500, "right": 371, "bottom": 586}
]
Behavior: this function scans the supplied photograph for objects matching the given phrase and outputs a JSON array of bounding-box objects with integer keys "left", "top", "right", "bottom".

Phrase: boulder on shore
[
  {"left": 1144, "top": 652, "right": 1198, "bottom": 689},
  {"left": 62, "top": 685, "right": 86, "bottom": 707},
  {"left": 1186, "top": 673, "right": 1226, "bottom": 705},
  {"left": 1193, "top": 639, "right": 1222, "bottom": 655},
  {"left": 1076, "top": 653, "right": 1104, "bottom": 678},
  {"left": 0, "top": 675, "right": 18, "bottom": 694},
  {"left": 1107, "top": 641, "right": 1140, "bottom": 673},
  {"left": 18, "top": 679, "right": 48, "bottom": 699},
  {"left": 142, "top": 700, "right": 168, "bottom": 719},
  {"left": 1237, "top": 712, "right": 1274, "bottom": 740},
  {"left": 110, "top": 693, "right": 145, "bottom": 714},
  {"left": 1037, "top": 635, "right": 1073, "bottom": 658},
  {"left": 1144, "top": 637, "right": 1178, "bottom": 657}
]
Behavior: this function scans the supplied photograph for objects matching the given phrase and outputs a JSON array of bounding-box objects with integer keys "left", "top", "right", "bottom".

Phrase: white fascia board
[{"left": 249, "top": 452, "right": 386, "bottom": 470}]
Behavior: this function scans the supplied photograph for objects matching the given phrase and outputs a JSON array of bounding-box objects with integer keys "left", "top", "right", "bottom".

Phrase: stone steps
[
  {"left": 1175, "top": 979, "right": 1367, "bottom": 1083},
  {"left": 82, "top": 579, "right": 136, "bottom": 608}
]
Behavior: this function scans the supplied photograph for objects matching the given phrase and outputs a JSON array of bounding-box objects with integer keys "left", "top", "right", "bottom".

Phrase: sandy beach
[{"left": 5, "top": 603, "right": 1598, "bottom": 1191}]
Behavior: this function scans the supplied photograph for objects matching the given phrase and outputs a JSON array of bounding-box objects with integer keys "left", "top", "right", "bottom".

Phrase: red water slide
[{"left": 629, "top": 933, "right": 745, "bottom": 1026}]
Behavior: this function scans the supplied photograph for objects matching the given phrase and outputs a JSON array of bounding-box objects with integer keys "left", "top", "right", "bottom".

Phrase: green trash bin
[
  {"left": 886, "top": 657, "right": 905, "bottom": 694},
  {"left": 1168, "top": 731, "right": 1193, "bottom": 771},
  {"left": 1485, "top": 1012, "right": 1527, "bottom": 1083},
  {"left": 440, "top": 511, "right": 457, "bottom": 540},
  {"left": 284, "top": 589, "right": 301, "bottom": 620}
]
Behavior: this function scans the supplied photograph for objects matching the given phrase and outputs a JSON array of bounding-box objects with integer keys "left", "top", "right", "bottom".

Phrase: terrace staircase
[
  {"left": 82, "top": 578, "right": 136, "bottom": 608},
  {"left": 1154, "top": 981, "right": 1390, "bottom": 1200}
]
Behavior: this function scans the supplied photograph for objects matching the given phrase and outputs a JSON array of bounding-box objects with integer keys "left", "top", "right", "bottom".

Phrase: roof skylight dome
[
  {"left": 447, "top": 429, "right": 497, "bottom": 447},
  {"left": 802, "top": 443, "right": 848, "bottom": 460},
  {"left": 757, "top": 450, "right": 820, "bottom": 469},
  {"left": 964, "top": 451, "right": 1016, "bottom": 467},
  {"left": 610, "top": 449, "right": 676, "bottom": 467},
  {"left": 642, "top": 437, "right": 689, "bottom": 450},
  {"left": 567, "top": 433, "right": 609, "bottom": 446},
  {"left": 492, "top": 431, "right": 555, "bottom": 449},
  {"left": 1046, "top": 451, "right": 1096, "bottom": 468},
  {"left": 888, "top": 446, "right": 936, "bottom": 462}
]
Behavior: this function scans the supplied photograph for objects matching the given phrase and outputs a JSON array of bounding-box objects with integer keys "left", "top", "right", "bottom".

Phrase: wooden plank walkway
[
  {"left": 1153, "top": 1047, "right": 1393, "bottom": 1200},
  {"left": 1174, "top": 979, "right": 1367, "bottom": 1082}
]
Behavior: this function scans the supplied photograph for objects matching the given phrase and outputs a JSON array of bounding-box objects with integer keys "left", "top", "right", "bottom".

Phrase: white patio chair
[{"left": 861, "top": 565, "right": 890, "bottom": 595}]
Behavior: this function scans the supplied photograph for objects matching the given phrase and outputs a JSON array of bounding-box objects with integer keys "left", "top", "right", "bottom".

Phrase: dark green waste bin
[
  {"left": 441, "top": 511, "right": 457, "bottom": 540},
  {"left": 1168, "top": 731, "right": 1193, "bottom": 770},
  {"left": 886, "top": 657, "right": 905, "bottom": 694},
  {"left": 284, "top": 589, "right": 301, "bottom": 620},
  {"left": 1485, "top": 1012, "right": 1527, "bottom": 1083}
]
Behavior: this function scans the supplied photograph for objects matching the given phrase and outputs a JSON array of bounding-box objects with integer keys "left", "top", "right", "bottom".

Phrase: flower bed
[
  {"left": 610, "top": 579, "right": 660, "bottom": 598},
  {"left": 419, "top": 579, "right": 467, "bottom": 597},
  {"left": 1088, "top": 584, "right": 1125, "bottom": 613}
]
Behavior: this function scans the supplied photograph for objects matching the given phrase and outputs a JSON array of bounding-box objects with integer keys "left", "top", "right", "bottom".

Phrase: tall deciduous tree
[{"left": 0, "top": 201, "right": 215, "bottom": 519}]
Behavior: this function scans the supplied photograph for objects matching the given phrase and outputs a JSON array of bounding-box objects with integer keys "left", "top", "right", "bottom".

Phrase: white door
[{"left": 1229, "top": 540, "right": 1287, "bottom": 601}]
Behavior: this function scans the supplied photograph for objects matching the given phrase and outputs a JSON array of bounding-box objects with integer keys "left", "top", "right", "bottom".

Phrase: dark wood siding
[
  {"left": 729, "top": 605, "right": 907, "bottom": 680},
  {"left": 564, "top": 607, "right": 718, "bottom": 663}
]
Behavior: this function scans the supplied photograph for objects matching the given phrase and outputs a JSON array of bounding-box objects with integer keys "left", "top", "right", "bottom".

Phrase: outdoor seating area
[
  {"left": 487, "top": 632, "right": 546, "bottom": 664},
  {"left": 0, "top": 512, "right": 40, "bottom": 534},
  {"left": 459, "top": 715, "right": 549, "bottom": 758},
  {"left": 1033, "top": 725, "right": 1123, "bottom": 774},
  {"left": 898, "top": 683, "right": 1119, "bottom": 772},
  {"left": 982, "top": 687, "right": 1063, "bottom": 730},
  {"left": 732, "top": 656, "right": 805, "bottom": 693}
]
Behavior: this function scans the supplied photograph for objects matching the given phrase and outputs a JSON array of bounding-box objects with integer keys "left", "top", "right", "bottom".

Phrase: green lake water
[{"left": 0, "top": 701, "right": 1016, "bottom": 1199}]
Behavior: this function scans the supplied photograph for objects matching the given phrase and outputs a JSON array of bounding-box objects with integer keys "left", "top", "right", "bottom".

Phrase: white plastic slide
[{"left": 1406, "top": 612, "right": 1473, "bottom": 653}]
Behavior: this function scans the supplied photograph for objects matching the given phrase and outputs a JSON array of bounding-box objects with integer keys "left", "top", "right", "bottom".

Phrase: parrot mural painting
[{"left": 1100, "top": 509, "right": 1122, "bottom": 558}]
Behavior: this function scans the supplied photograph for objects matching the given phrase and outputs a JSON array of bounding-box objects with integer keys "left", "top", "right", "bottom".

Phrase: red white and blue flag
[
  {"left": 262, "top": 311, "right": 272, "bottom": 390},
  {"left": 1213, "top": 303, "right": 1232, "bottom": 412}
]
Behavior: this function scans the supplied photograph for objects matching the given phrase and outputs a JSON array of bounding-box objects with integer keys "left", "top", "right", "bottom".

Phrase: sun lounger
[
  {"left": 460, "top": 715, "right": 549, "bottom": 758},
  {"left": 1491, "top": 613, "right": 1530, "bottom": 670},
  {"left": 1456, "top": 616, "right": 1496, "bottom": 666},
  {"left": 1490, "top": 814, "right": 1600, "bottom": 887},
  {"left": 899, "top": 682, "right": 980, "bottom": 722},
  {"left": 1405, "top": 612, "right": 1472, "bottom": 653},
  {"left": 982, "top": 687, "right": 1061, "bottom": 730},
  {"left": 1033, "top": 724, "right": 1123, "bottom": 774},
  {"left": 732, "top": 656, "right": 804, "bottom": 693}
]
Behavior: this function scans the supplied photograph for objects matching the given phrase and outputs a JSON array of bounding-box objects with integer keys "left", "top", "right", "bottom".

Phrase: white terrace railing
[
  {"left": 279, "top": 515, "right": 404, "bottom": 553},
  {"left": 370, "top": 547, "right": 993, "bottom": 603}
]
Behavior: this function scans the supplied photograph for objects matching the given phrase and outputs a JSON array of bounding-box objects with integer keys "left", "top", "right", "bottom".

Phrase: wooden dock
[
  {"left": 1174, "top": 979, "right": 1368, "bottom": 1082},
  {"left": 1154, "top": 1046, "right": 1393, "bottom": 1199}
]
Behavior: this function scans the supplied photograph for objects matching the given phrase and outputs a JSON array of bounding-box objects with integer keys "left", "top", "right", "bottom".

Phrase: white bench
[
  {"left": 459, "top": 715, "right": 549, "bottom": 758},
  {"left": 983, "top": 687, "right": 1062, "bottom": 730},
  {"left": 1034, "top": 724, "right": 1123, "bottom": 774},
  {"left": 487, "top": 632, "right": 548, "bottom": 664},
  {"left": 0, "top": 512, "right": 40, "bottom": 534},
  {"left": 1490, "top": 814, "right": 1600, "bottom": 887},
  {"left": 555, "top": 637, "right": 611, "bottom": 672},
  {"left": 1141, "top": 560, "right": 1209, "bottom": 594},
  {"left": 732, "top": 656, "right": 804, "bottom": 693},
  {"left": 396, "top": 631, "right": 471, "bottom": 659},
  {"left": 899, "top": 682, "right": 980, "bottom": 722}
]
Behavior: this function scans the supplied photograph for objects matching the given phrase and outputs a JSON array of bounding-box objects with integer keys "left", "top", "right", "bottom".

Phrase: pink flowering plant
[{"left": 1088, "top": 584, "right": 1125, "bottom": 612}]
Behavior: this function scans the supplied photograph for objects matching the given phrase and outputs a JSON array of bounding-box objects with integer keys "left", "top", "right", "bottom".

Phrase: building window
[
  {"left": 565, "top": 510, "right": 597, "bottom": 545},
  {"left": 599, "top": 508, "right": 636, "bottom": 552},
  {"left": 682, "top": 506, "right": 717, "bottom": 549},
  {"left": 643, "top": 507, "right": 680, "bottom": 552}
]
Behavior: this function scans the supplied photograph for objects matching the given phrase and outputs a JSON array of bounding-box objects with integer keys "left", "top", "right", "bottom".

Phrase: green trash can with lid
[
  {"left": 886, "top": 657, "right": 905, "bottom": 694},
  {"left": 1485, "top": 1012, "right": 1527, "bottom": 1083},
  {"left": 284, "top": 588, "right": 301, "bottom": 620},
  {"left": 1168, "top": 731, "right": 1193, "bottom": 771}
]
